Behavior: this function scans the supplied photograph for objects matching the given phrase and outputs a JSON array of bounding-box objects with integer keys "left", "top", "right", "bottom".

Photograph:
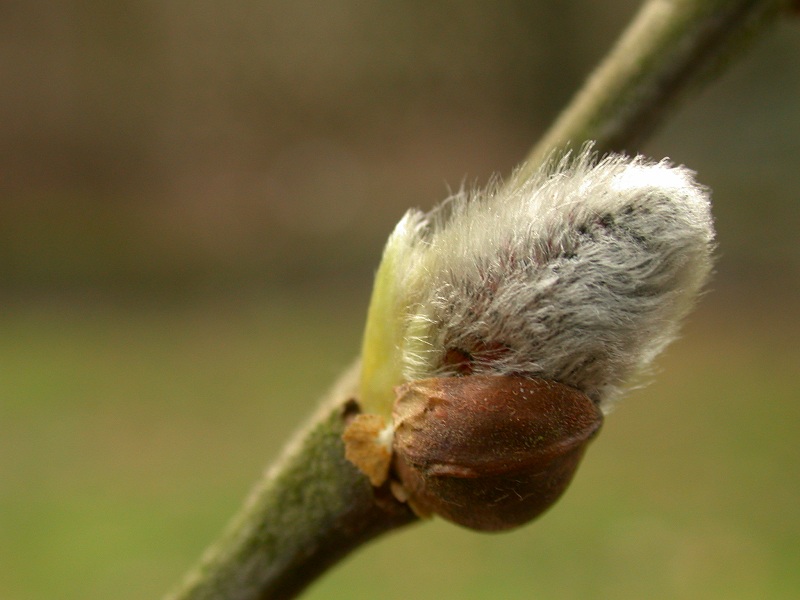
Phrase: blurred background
[{"left": 1, "top": 1, "right": 798, "bottom": 599}]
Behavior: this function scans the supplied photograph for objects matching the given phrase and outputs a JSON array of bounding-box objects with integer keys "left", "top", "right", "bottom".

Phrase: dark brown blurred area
[{"left": 1, "top": 0, "right": 798, "bottom": 298}]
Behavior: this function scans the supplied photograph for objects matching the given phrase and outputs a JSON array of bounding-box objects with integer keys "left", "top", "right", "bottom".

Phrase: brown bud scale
[
  {"left": 342, "top": 413, "right": 393, "bottom": 487},
  {"left": 391, "top": 375, "right": 603, "bottom": 531}
]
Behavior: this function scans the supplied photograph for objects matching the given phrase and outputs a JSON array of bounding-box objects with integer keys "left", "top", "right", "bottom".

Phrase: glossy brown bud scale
[{"left": 391, "top": 375, "right": 603, "bottom": 531}]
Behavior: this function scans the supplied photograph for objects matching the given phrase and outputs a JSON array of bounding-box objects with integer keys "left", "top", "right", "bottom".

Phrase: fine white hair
[{"left": 388, "top": 148, "right": 715, "bottom": 411}]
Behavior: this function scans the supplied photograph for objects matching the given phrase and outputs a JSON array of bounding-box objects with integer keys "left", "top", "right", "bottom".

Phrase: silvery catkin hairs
[{"left": 389, "top": 149, "right": 715, "bottom": 411}]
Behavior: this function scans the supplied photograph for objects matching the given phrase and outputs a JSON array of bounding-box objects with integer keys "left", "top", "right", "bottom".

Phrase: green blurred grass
[{"left": 1, "top": 290, "right": 798, "bottom": 600}]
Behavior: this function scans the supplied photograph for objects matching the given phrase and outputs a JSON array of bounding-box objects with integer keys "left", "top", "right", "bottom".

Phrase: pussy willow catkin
[{"left": 373, "top": 149, "right": 715, "bottom": 411}]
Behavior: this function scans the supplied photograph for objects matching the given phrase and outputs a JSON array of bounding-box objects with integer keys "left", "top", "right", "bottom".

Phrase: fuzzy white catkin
[{"left": 389, "top": 149, "right": 715, "bottom": 411}]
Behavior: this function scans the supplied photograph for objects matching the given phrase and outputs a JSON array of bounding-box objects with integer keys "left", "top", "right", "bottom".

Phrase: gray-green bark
[
  {"left": 521, "top": 0, "right": 792, "bottom": 176},
  {"left": 165, "top": 365, "right": 415, "bottom": 600}
]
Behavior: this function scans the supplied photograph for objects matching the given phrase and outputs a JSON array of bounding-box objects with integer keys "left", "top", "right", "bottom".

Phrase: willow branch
[
  {"left": 519, "top": 0, "right": 792, "bottom": 179},
  {"left": 164, "top": 2, "right": 793, "bottom": 599},
  {"left": 165, "top": 365, "right": 416, "bottom": 600}
]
